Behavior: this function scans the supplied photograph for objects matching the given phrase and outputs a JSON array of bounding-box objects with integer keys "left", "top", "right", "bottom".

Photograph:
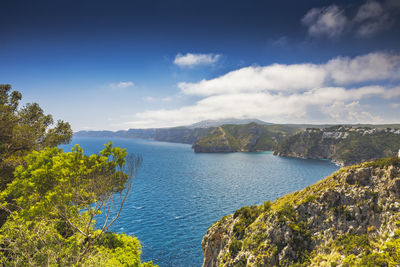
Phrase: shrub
[
  {"left": 233, "top": 206, "right": 262, "bottom": 239},
  {"left": 229, "top": 239, "right": 242, "bottom": 258},
  {"left": 303, "top": 195, "right": 317, "bottom": 204},
  {"left": 263, "top": 200, "right": 272, "bottom": 211},
  {"left": 276, "top": 203, "right": 296, "bottom": 222}
]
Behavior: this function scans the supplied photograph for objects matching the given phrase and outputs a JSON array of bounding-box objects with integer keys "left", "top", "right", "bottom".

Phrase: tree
[
  {"left": 0, "top": 143, "right": 155, "bottom": 266},
  {"left": 0, "top": 84, "right": 73, "bottom": 191}
]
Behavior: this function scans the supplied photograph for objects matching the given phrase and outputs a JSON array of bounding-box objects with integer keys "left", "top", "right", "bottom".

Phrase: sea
[{"left": 61, "top": 137, "right": 339, "bottom": 267}]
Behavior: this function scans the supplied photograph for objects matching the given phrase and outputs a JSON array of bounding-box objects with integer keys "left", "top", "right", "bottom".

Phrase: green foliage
[
  {"left": 0, "top": 84, "right": 73, "bottom": 191},
  {"left": 334, "top": 234, "right": 370, "bottom": 256},
  {"left": 194, "top": 126, "right": 240, "bottom": 151},
  {"left": 364, "top": 157, "right": 400, "bottom": 168},
  {"left": 331, "top": 232, "right": 400, "bottom": 266},
  {"left": 1, "top": 143, "right": 132, "bottom": 221},
  {"left": 0, "top": 85, "right": 154, "bottom": 266},
  {"left": 0, "top": 214, "right": 83, "bottom": 266},
  {"left": 276, "top": 202, "right": 296, "bottom": 222},
  {"left": 263, "top": 200, "right": 272, "bottom": 211},
  {"left": 194, "top": 123, "right": 297, "bottom": 152},
  {"left": 229, "top": 239, "right": 242, "bottom": 258},
  {"left": 233, "top": 206, "right": 262, "bottom": 239},
  {"left": 233, "top": 256, "right": 247, "bottom": 267},
  {"left": 0, "top": 144, "right": 153, "bottom": 266},
  {"left": 302, "top": 194, "right": 317, "bottom": 204},
  {"left": 88, "top": 232, "right": 155, "bottom": 266}
]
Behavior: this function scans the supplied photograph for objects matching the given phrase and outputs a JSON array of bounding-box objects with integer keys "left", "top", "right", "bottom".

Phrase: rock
[
  {"left": 274, "top": 126, "right": 400, "bottom": 166},
  {"left": 202, "top": 159, "right": 400, "bottom": 266},
  {"left": 390, "top": 178, "right": 400, "bottom": 196},
  {"left": 279, "top": 245, "right": 295, "bottom": 262}
]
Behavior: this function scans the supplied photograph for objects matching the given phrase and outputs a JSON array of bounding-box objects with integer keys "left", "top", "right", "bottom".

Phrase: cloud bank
[
  {"left": 174, "top": 53, "right": 221, "bottom": 68},
  {"left": 126, "top": 52, "right": 400, "bottom": 128},
  {"left": 178, "top": 52, "right": 400, "bottom": 96}
]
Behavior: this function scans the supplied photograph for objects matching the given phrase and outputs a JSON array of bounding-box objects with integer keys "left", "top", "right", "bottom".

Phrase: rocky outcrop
[
  {"left": 202, "top": 157, "right": 400, "bottom": 266},
  {"left": 274, "top": 126, "right": 400, "bottom": 166}
]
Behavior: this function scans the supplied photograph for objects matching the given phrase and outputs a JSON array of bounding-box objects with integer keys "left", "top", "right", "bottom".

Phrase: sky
[{"left": 1, "top": 0, "right": 400, "bottom": 131}]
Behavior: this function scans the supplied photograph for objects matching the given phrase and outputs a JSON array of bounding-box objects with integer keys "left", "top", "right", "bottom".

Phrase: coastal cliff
[
  {"left": 202, "top": 157, "right": 400, "bottom": 266},
  {"left": 75, "top": 124, "right": 400, "bottom": 166},
  {"left": 274, "top": 126, "right": 400, "bottom": 166},
  {"left": 74, "top": 127, "right": 212, "bottom": 144},
  {"left": 193, "top": 123, "right": 296, "bottom": 153}
]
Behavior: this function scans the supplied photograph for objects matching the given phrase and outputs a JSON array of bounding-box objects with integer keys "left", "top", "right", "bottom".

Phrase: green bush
[
  {"left": 229, "top": 239, "right": 242, "bottom": 258},
  {"left": 276, "top": 203, "right": 296, "bottom": 222},
  {"left": 364, "top": 157, "right": 400, "bottom": 168},
  {"left": 302, "top": 195, "right": 317, "bottom": 204},
  {"left": 334, "top": 234, "right": 369, "bottom": 255},
  {"left": 263, "top": 200, "right": 272, "bottom": 211},
  {"left": 233, "top": 206, "right": 262, "bottom": 239}
]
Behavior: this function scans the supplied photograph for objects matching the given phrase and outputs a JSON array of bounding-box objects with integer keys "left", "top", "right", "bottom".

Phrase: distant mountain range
[{"left": 74, "top": 118, "right": 276, "bottom": 144}]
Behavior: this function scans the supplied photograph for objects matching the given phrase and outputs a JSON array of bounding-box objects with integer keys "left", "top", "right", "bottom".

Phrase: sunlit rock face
[{"left": 202, "top": 158, "right": 400, "bottom": 266}]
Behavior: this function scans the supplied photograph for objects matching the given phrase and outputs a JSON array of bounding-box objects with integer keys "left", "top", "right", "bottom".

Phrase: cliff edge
[
  {"left": 202, "top": 157, "right": 400, "bottom": 266},
  {"left": 274, "top": 126, "right": 400, "bottom": 166}
]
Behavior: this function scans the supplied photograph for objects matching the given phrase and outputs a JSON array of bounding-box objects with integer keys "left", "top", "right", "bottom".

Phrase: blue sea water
[{"left": 62, "top": 137, "right": 339, "bottom": 267}]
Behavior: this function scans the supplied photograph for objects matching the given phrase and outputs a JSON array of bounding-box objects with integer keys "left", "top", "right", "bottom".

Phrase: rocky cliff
[
  {"left": 274, "top": 126, "right": 400, "bottom": 166},
  {"left": 202, "top": 157, "right": 400, "bottom": 266}
]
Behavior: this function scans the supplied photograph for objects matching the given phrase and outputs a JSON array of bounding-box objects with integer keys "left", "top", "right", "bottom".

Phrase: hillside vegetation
[
  {"left": 275, "top": 126, "right": 400, "bottom": 166},
  {"left": 202, "top": 157, "right": 400, "bottom": 266},
  {"left": 193, "top": 123, "right": 297, "bottom": 153},
  {"left": 0, "top": 85, "right": 155, "bottom": 266},
  {"left": 76, "top": 123, "right": 400, "bottom": 166}
]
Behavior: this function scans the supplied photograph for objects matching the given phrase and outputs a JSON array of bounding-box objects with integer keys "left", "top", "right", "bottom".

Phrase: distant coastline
[{"left": 75, "top": 121, "right": 400, "bottom": 167}]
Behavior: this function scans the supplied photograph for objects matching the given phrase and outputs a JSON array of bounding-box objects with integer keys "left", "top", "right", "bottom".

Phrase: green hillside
[{"left": 193, "top": 123, "right": 298, "bottom": 153}]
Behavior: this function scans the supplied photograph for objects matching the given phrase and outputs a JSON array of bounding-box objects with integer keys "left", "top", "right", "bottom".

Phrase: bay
[{"left": 62, "top": 137, "right": 339, "bottom": 267}]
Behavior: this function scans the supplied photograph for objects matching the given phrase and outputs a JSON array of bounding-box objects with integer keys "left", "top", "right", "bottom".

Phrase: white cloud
[
  {"left": 322, "top": 101, "right": 381, "bottom": 123},
  {"left": 302, "top": 0, "right": 399, "bottom": 38},
  {"left": 174, "top": 53, "right": 221, "bottom": 68},
  {"left": 179, "top": 64, "right": 326, "bottom": 96},
  {"left": 110, "top": 81, "right": 134, "bottom": 88},
  {"left": 178, "top": 52, "right": 400, "bottom": 96},
  {"left": 132, "top": 86, "right": 389, "bottom": 127},
  {"left": 125, "top": 52, "right": 400, "bottom": 128},
  {"left": 302, "top": 5, "right": 348, "bottom": 38},
  {"left": 326, "top": 52, "right": 400, "bottom": 84}
]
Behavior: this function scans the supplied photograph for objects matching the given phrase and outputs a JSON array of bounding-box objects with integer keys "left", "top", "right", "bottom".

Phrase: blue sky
[{"left": 1, "top": 0, "right": 400, "bottom": 130}]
